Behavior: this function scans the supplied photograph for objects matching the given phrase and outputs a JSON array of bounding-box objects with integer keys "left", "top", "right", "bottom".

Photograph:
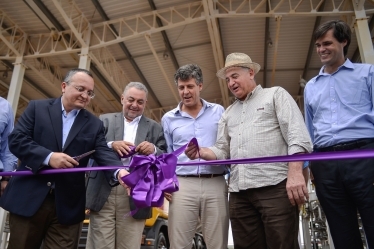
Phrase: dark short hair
[
  {"left": 314, "top": 20, "right": 351, "bottom": 56},
  {"left": 63, "top": 68, "right": 93, "bottom": 84},
  {"left": 174, "top": 64, "right": 203, "bottom": 85}
]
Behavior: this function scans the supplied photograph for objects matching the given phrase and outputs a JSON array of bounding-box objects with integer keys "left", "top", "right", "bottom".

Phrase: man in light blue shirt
[
  {"left": 0, "top": 97, "right": 17, "bottom": 194},
  {"left": 304, "top": 20, "right": 374, "bottom": 249},
  {"left": 161, "top": 64, "right": 229, "bottom": 249}
]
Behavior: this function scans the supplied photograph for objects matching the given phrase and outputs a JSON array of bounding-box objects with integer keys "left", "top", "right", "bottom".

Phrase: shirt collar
[
  {"left": 318, "top": 59, "right": 354, "bottom": 76},
  {"left": 241, "top": 84, "right": 263, "bottom": 102},
  {"left": 124, "top": 115, "right": 142, "bottom": 124},
  {"left": 172, "top": 99, "right": 211, "bottom": 115},
  {"left": 61, "top": 99, "right": 79, "bottom": 118}
]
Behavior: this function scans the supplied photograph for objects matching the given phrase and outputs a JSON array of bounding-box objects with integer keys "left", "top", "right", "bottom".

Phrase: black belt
[
  {"left": 316, "top": 138, "right": 374, "bottom": 152},
  {"left": 178, "top": 174, "right": 225, "bottom": 178}
]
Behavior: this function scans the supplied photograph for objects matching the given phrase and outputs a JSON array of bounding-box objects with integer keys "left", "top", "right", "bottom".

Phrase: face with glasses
[{"left": 61, "top": 72, "right": 94, "bottom": 112}]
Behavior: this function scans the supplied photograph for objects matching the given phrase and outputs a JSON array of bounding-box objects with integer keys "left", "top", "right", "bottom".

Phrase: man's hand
[
  {"left": 112, "top": 141, "right": 135, "bottom": 157},
  {"left": 1, "top": 181, "right": 8, "bottom": 196},
  {"left": 135, "top": 141, "right": 155, "bottom": 156},
  {"left": 117, "top": 169, "right": 131, "bottom": 195},
  {"left": 287, "top": 161, "right": 309, "bottom": 206},
  {"left": 185, "top": 141, "right": 200, "bottom": 160},
  {"left": 164, "top": 192, "right": 172, "bottom": 202},
  {"left": 49, "top": 152, "right": 79, "bottom": 169}
]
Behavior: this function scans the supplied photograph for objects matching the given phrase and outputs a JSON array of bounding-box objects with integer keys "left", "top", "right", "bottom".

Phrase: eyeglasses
[{"left": 71, "top": 84, "right": 95, "bottom": 99}]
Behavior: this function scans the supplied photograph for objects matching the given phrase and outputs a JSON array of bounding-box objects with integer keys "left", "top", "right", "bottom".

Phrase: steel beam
[
  {"left": 270, "top": 16, "right": 282, "bottom": 87},
  {"left": 352, "top": 0, "right": 374, "bottom": 64},
  {"left": 144, "top": 34, "right": 179, "bottom": 103},
  {"left": 263, "top": 1, "right": 270, "bottom": 88},
  {"left": 90, "top": 0, "right": 162, "bottom": 107},
  {"left": 298, "top": 0, "right": 326, "bottom": 95},
  {"left": 351, "top": 15, "right": 374, "bottom": 62},
  {"left": 147, "top": 0, "right": 180, "bottom": 71},
  {"left": 7, "top": 57, "right": 25, "bottom": 114},
  {"left": 3, "top": 1, "right": 374, "bottom": 60},
  {"left": 202, "top": 0, "right": 230, "bottom": 107}
]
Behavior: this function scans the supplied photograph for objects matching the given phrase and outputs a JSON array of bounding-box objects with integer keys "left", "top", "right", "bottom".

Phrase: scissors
[{"left": 72, "top": 150, "right": 95, "bottom": 161}]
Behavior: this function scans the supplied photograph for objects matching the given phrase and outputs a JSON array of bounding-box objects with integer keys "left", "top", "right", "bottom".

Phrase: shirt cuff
[
  {"left": 43, "top": 152, "right": 53, "bottom": 166},
  {"left": 303, "top": 161, "right": 309, "bottom": 168},
  {"left": 153, "top": 144, "right": 157, "bottom": 155},
  {"left": 288, "top": 145, "right": 307, "bottom": 155},
  {"left": 107, "top": 141, "right": 114, "bottom": 148},
  {"left": 113, "top": 169, "right": 121, "bottom": 182}
]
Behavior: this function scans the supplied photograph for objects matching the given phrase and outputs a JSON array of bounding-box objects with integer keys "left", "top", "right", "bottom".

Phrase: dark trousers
[
  {"left": 311, "top": 142, "right": 374, "bottom": 249},
  {"left": 229, "top": 179, "right": 299, "bottom": 249},
  {"left": 8, "top": 195, "right": 82, "bottom": 249}
]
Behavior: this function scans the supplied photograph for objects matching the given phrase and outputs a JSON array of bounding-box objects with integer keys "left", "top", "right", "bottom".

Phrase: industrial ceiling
[{"left": 1, "top": 0, "right": 374, "bottom": 121}]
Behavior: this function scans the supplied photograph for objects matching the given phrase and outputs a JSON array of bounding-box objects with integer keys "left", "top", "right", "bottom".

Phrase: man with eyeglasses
[{"left": 0, "top": 68, "right": 128, "bottom": 249}]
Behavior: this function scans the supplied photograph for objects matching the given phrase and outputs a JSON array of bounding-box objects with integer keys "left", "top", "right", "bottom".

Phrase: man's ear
[{"left": 61, "top": 82, "right": 67, "bottom": 94}]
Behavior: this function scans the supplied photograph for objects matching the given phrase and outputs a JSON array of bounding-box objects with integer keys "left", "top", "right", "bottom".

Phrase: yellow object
[{"left": 145, "top": 207, "right": 168, "bottom": 227}]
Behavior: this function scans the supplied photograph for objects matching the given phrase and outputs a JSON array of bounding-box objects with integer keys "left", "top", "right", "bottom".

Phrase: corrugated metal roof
[{"left": 0, "top": 0, "right": 373, "bottom": 119}]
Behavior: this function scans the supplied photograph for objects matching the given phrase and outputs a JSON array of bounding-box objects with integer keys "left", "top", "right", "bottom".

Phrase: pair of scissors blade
[{"left": 73, "top": 150, "right": 95, "bottom": 161}]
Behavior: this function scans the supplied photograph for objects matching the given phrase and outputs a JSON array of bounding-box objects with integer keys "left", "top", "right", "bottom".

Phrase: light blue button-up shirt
[
  {"left": 161, "top": 99, "right": 227, "bottom": 175},
  {"left": 0, "top": 97, "right": 17, "bottom": 172},
  {"left": 43, "top": 100, "right": 79, "bottom": 165},
  {"left": 304, "top": 59, "right": 374, "bottom": 148}
]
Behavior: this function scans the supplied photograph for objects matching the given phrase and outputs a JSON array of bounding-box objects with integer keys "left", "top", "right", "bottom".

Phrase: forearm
[
  {"left": 199, "top": 147, "right": 217, "bottom": 160},
  {"left": 288, "top": 161, "right": 303, "bottom": 175}
]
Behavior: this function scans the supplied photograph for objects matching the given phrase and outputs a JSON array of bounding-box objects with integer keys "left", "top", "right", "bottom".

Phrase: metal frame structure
[{"left": 0, "top": 0, "right": 374, "bottom": 247}]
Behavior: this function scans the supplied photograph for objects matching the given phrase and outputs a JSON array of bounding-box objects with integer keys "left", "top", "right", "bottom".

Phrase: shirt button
[{"left": 47, "top": 182, "right": 52, "bottom": 187}]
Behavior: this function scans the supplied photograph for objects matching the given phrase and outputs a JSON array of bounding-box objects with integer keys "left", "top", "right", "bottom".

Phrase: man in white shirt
[{"left": 86, "top": 82, "right": 167, "bottom": 249}]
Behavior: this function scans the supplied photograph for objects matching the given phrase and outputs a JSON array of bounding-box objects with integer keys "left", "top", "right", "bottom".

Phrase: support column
[
  {"left": 7, "top": 56, "right": 26, "bottom": 118},
  {"left": 79, "top": 46, "right": 91, "bottom": 70},
  {"left": 352, "top": 0, "right": 374, "bottom": 64}
]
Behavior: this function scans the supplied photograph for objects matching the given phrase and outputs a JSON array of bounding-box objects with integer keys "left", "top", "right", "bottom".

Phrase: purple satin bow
[{"left": 121, "top": 138, "right": 198, "bottom": 209}]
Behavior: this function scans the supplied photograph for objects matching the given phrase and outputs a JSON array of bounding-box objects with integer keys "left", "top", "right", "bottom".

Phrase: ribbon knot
[
  {"left": 121, "top": 138, "right": 199, "bottom": 210},
  {"left": 121, "top": 152, "right": 179, "bottom": 209}
]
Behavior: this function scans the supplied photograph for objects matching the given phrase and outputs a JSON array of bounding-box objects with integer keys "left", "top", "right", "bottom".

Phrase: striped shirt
[{"left": 210, "top": 85, "right": 312, "bottom": 192}]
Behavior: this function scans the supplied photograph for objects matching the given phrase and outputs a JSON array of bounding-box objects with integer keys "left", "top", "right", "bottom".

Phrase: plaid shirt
[{"left": 210, "top": 85, "right": 312, "bottom": 192}]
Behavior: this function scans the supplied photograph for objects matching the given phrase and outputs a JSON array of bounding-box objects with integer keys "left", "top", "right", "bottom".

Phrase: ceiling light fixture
[
  {"left": 2, "top": 69, "right": 8, "bottom": 79},
  {"left": 299, "top": 77, "right": 307, "bottom": 88},
  {"left": 163, "top": 50, "right": 169, "bottom": 60}
]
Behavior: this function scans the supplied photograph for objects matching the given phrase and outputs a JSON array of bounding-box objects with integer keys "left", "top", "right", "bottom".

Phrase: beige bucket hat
[{"left": 216, "top": 52, "right": 261, "bottom": 79}]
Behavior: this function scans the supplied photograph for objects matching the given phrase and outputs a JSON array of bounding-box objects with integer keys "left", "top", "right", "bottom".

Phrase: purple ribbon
[
  {"left": 120, "top": 138, "right": 198, "bottom": 209},
  {"left": 2, "top": 146, "right": 374, "bottom": 177},
  {"left": 120, "top": 146, "right": 137, "bottom": 158},
  {"left": 3, "top": 140, "right": 374, "bottom": 212}
]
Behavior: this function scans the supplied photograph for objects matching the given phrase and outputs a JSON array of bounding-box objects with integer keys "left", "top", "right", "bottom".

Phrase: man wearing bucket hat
[{"left": 186, "top": 53, "right": 312, "bottom": 249}]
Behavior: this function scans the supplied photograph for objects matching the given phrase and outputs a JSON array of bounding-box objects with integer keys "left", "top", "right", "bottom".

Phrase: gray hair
[
  {"left": 174, "top": 64, "right": 203, "bottom": 85},
  {"left": 123, "top": 82, "right": 148, "bottom": 98},
  {"left": 63, "top": 68, "right": 93, "bottom": 84}
]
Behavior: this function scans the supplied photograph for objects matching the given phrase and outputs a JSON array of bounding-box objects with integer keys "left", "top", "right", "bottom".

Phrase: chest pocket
[{"left": 252, "top": 102, "right": 277, "bottom": 126}]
